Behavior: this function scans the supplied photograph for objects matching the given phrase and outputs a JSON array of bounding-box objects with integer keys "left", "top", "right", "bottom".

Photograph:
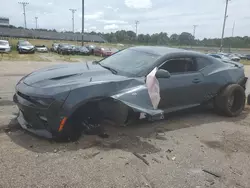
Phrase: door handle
[{"left": 192, "top": 78, "right": 201, "bottom": 83}]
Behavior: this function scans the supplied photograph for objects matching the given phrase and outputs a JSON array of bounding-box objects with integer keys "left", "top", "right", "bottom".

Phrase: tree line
[
  {"left": 1, "top": 25, "right": 249, "bottom": 48},
  {"left": 101, "top": 30, "right": 250, "bottom": 48}
]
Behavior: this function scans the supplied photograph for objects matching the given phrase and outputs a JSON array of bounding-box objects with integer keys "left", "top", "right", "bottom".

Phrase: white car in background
[
  {"left": 35, "top": 45, "right": 49, "bottom": 53},
  {"left": 228, "top": 54, "right": 241, "bottom": 62},
  {"left": 0, "top": 40, "right": 11, "bottom": 53}
]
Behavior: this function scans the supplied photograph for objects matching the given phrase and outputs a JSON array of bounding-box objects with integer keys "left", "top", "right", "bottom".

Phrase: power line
[
  {"left": 220, "top": 0, "right": 230, "bottom": 52},
  {"left": 35, "top": 17, "right": 38, "bottom": 29},
  {"left": 82, "top": 0, "right": 84, "bottom": 46},
  {"left": 135, "top": 20, "right": 139, "bottom": 37},
  {"left": 18, "top": 2, "right": 29, "bottom": 29},
  {"left": 69, "top": 9, "right": 77, "bottom": 33}
]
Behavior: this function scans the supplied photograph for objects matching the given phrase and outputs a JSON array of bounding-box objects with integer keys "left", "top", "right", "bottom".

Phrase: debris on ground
[
  {"left": 202, "top": 169, "right": 221, "bottom": 178},
  {"left": 171, "top": 157, "right": 176, "bottom": 161},
  {"left": 84, "top": 152, "right": 101, "bottom": 159},
  {"left": 152, "top": 157, "right": 161, "bottom": 163},
  {"left": 166, "top": 149, "right": 173, "bottom": 153},
  {"left": 133, "top": 152, "right": 150, "bottom": 166},
  {"left": 166, "top": 155, "right": 170, "bottom": 160},
  {"left": 54, "top": 149, "right": 58, "bottom": 153}
]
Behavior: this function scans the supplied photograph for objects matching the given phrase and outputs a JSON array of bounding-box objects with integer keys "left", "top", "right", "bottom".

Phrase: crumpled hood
[{"left": 22, "top": 63, "right": 127, "bottom": 88}]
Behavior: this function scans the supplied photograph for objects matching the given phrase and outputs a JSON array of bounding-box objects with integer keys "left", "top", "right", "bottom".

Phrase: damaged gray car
[{"left": 13, "top": 46, "right": 248, "bottom": 140}]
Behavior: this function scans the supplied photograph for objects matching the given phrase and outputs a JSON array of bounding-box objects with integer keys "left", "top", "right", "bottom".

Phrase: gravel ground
[{"left": 1, "top": 60, "right": 250, "bottom": 188}]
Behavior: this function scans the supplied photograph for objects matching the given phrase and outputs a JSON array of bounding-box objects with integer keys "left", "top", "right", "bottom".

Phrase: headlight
[{"left": 29, "top": 97, "right": 54, "bottom": 107}]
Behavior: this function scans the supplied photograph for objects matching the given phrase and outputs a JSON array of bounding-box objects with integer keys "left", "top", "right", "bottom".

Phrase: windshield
[
  {"left": 20, "top": 41, "right": 32, "bottom": 46},
  {"left": 0, "top": 41, "right": 8, "bottom": 45},
  {"left": 99, "top": 49, "right": 159, "bottom": 76}
]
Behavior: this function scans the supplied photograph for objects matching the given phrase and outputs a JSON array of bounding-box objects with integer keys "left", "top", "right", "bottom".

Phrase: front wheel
[{"left": 214, "top": 84, "right": 246, "bottom": 117}]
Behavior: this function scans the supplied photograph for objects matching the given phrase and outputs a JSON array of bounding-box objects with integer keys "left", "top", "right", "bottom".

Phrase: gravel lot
[{"left": 1, "top": 60, "right": 250, "bottom": 188}]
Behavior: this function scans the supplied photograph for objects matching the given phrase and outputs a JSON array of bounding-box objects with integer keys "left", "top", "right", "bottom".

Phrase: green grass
[
  {"left": 241, "top": 60, "right": 250, "bottom": 65},
  {"left": 0, "top": 51, "right": 47, "bottom": 61}
]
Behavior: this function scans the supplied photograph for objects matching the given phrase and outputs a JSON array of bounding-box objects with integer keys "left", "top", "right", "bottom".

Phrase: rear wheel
[
  {"left": 214, "top": 84, "right": 245, "bottom": 117},
  {"left": 247, "top": 94, "right": 250, "bottom": 105}
]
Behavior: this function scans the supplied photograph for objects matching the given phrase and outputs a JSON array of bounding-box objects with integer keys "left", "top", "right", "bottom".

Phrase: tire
[
  {"left": 247, "top": 94, "right": 250, "bottom": 105},
  {"left": 214, "top": 84, "right": 245, "bottom": 117}
]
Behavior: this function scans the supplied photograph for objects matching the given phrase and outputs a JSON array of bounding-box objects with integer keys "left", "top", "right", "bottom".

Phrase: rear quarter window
[{"left": 196, "top": 57, "right": 213, "bottom": 70}]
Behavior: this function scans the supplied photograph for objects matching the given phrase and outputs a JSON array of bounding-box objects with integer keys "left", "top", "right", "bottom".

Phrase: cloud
[
  {"left": 89, "top": 26, "right": 97, "bottom": 31},
  {"left": 125, "top": 0, "right": 152, "bottom": 9},
  {"left": 104, "top": 5, "right": 112, "bottom": 9},
  {"left": 104, "top": 5, "right": 119, "bottom": 12},
  {"left": 47, "top": 2, "right": 53, "bottom": 5},
  {"left": 104, "top": 24, "right": 119, "bottom": 30},
  {"left": 97, "top": 19, "right": 128, "bottom": 24},
  {"left": 84, "top": 12, "right": 104, "bottom": 20}
]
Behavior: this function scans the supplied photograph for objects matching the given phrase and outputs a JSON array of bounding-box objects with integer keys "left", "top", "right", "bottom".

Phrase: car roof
[
  {"left": 129, "top": 46, "right": 204, "bottom": 57},
  {"left": 0, "top": 40, "right": 8, "bottom": 42}
]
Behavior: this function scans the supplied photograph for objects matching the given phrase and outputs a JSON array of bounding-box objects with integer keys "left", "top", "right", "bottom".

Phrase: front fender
[{"left": 61, "top": 79, "right": 164, "bottom": 119}]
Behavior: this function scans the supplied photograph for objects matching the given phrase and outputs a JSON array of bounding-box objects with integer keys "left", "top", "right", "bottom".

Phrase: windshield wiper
[{"left": 97, "top": 62, "right": 117, "bottom": 74}]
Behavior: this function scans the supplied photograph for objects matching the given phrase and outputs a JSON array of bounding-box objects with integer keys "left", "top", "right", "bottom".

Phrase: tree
[{"left": 179, "top": 32, "right": 194, "bottom": 45}]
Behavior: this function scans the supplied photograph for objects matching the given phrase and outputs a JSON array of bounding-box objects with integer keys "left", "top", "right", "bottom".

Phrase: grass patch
[
  {"left": 0, "top": 51, "right": 47, "bottom": 61},
  {"left": 241, "top": 60, "right": 250, "bottom": 65}
]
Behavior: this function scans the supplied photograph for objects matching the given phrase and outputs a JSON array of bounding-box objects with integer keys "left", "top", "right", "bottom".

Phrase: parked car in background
[
  {"left": 57, "top": 44, "right": 73, "bottom": 55},
  {"left": 93, "top": 47, "right": 118, "bottom": 57},
  {"left": 17, "top": 40, "right": 35, "bottom": 54},
  {"left": 71, "top": 46, "right": 80, "bottom": 55},
  {"left": 35, "top": 45, "right": 48, "bottom": 53},
  {"left": 208, "top": 54, "right": 231, "bottom": 61},
  {"left": 51, "top": 43, "right": 59, "bottom": 52},
  {"left": 229, "top": 54, "right": 241, "bottom": 62},
  {"left": 246, "top": 55, "right": 250, "bottom": 60},
  {"left": 0, "top": 40, "right": 11, "bottom": 53},
  {"left": 78, "top": 46, "right": 90, "bottom": 55},
  {"left": 86, "top": 44, "right": 96, "bottom": 54}
]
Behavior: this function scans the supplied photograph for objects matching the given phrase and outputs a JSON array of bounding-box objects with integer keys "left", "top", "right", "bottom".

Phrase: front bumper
[
  {"left": 17, "top": 110, "right": 52, "bottom": 138},
  {"left": 19, "top": 48, "right": 35, "bottom": 53},
  {"left": 13, "top": 88, "right": 65, "bottom": 139}
]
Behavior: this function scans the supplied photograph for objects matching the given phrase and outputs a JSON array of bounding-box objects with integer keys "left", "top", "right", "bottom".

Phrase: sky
[{"left": 0, "top": 0, "right": 250, "bottom": 39}]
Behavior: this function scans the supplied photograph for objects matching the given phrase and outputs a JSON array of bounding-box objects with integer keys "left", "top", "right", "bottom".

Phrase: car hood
[
  {"left": 22, "top": 63, "right": 128, "bottom": 88},
  {"left": 0, "top": 45, "right": 10, "bottom": 49},
  {"left": 20, "top": 45, "right": 34, "bottom": 49}
]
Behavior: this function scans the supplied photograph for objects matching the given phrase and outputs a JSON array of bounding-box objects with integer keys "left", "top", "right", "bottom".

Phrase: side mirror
[{"left": 155, "top": 69, "right": 171, "bottom": 79}]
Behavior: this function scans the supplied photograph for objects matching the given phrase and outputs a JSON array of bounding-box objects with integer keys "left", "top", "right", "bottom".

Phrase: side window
[
  {"left": 196, "top": 57, "right": 212, "bottom": 70},
  {"left": 160, "top": 58, "right": 197, "bottom": 74}
]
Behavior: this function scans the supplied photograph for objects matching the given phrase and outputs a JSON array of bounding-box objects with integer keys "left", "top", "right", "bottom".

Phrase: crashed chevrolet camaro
[{"left": 13, "top": 46, "right": 247, "bottom": 139}]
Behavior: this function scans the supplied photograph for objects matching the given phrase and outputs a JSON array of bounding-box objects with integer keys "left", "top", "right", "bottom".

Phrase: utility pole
[
  {"left": 69, "top": 9, "right": 77, "bottom": 33},
  {"left": 135, "top": 20, "right": 139, "bottom": 37},
  {"left": 229, "top": 21, "right": 235, "bottom": 53},
  {"left": 232, "top": 21, "right": 235, "bottom": 37},
  {"left": 35, "top": 17, "right": 38, "bottom": 29},
  {"left": 18, "top": 2, "right": 29, "bottom": 29},
  {"left": 220, "top": 0, "right": 230, "bottom": 52},
  {"left": 193, "top": 25, "right": 198, "bottom": 39},
  {"left": 82, "top": 0, "right": 84, "bottom": 46}
]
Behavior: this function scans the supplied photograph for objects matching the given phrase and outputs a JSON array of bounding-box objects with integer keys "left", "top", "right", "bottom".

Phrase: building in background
[{"left": 0, "top": 17, "right": 10, "bottom": 26}]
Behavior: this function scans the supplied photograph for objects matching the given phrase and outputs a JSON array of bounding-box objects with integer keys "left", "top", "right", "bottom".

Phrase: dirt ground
[{"left": 1, "top": 60, "right": 250, "bottom": 188}]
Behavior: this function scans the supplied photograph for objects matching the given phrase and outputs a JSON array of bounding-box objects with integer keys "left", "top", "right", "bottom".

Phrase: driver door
[{"left": 157, "top": 57, "right": 204, "bottom": 112}]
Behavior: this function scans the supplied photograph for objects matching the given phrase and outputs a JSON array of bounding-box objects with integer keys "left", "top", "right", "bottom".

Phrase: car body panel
[
  {"left": 13, "top": 46, "right": 247, "bottom": 138},
  {"left": 0, "top": 40, "right": 11, "bottom": 53}
]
